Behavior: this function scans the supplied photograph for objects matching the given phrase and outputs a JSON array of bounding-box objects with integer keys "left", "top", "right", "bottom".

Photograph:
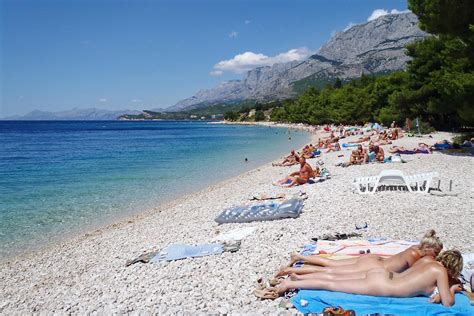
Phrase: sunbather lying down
[
  {"left": 256, "top": 250, "right": 463, "bottom": 307},
  {"left": 276, "top": 229, "right": 443, "bottom": 277},
  {"left": 273, "top": 150, "right": 299, "bottom": 167},
  {"left": 389, "top": 143, "right": 431, "bottom": 154}
]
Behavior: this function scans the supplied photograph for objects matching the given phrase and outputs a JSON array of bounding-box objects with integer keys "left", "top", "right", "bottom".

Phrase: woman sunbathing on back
[
  {"left": 389, "top": 143, "right": 431, "bottom": 154},
  {"left": 276, "top": 230, "right": 443, "bottom": 277},
  {"left": 257, "top": 250, "right": 463, "bottom": 307}
]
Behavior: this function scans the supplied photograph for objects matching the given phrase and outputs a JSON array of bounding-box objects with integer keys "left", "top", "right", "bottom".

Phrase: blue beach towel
[
  {"left": 434, "top": 143, "right": 452, "bottom": 150},
  {"left": 342, "top": 143, "right": 359, "bottom": 148},
  {"left": 149, "top": 243, "right": 223, "bottom": 262},
  {"left": 291, "top": 290, "right": 473, "bottom": 316}
]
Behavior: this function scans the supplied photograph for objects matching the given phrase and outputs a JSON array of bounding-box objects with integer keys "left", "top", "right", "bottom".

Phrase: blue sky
[{"left": 1, "top": 0, "right": 408, "bottom": 117}]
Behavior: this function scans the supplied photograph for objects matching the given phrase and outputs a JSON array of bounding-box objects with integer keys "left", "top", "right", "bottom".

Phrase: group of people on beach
[
  {"left": 257, "top": 122, "right": 471, "bottom": 308},
  {"left": 347, "top": 143, "right": 385, "bottom": 165},
  {"left": 255, "top": 230, "right": 464, "bottom": 307}
]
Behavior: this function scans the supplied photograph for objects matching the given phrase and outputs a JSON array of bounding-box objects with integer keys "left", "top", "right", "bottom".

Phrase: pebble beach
[{"left": 0, "top": 126, "right": 473, "bottom": 314}]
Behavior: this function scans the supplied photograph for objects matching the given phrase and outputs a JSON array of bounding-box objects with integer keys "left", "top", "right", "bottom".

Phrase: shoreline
[
  {"left": 1, "top": 127, "right": 472, "bottom": 314},
  {"left": 0, "top": 123, "right": 313, "bottom": 263}
]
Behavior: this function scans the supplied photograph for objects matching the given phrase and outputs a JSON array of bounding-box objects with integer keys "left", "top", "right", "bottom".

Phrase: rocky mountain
[
  {"left": 2, "top": 108, "right": 142, "bottom": 120},
  {"left": 168, "top": 12, "right": 428, "bottom": 112}
]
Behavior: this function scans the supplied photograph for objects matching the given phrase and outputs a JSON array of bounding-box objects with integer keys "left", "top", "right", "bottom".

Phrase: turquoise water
[{"left": 0, "top": 121, "right": 309, "bottom": 258}]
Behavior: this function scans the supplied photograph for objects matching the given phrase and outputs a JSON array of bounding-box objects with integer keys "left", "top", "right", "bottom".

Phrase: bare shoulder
[
  {"left": 425, "top": 262, "right": 446, "bottom": 274},
  {"left": 418, "top": 256, "right": 436, "bottom": 263},
  {"left": 405, "top": 246, "right": 421, "bottom": 257}
]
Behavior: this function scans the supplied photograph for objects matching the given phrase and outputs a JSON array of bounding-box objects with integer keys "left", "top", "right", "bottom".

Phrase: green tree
[
  {"left": 408, "top": 0, "right": 474, "bottom": 40},
  {"left": 224, "top": 111, "right": 239, "bottom": 121},
  {"left": 254, "top": 110, "right": 265, "bottom": 121}
]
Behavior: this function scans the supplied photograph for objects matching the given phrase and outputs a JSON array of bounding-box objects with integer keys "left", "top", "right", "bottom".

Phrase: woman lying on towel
[
  {"left": 276, "top": 230, "right": 443, "bottom": 277},
  {"left": 256, "top": 250, "right": 463, "bottom": 307},
  {"left": 389, "top": 143, "right": 431, "bottom": 154}
]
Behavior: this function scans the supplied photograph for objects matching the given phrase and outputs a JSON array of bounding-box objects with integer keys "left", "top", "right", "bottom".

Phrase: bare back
[
  {"left": 375, "top": 261, "right": 448, "bottom": 299},
  {"left": 299, "top": 163, "right": 314, "bottom": 180},
  {"left": 382, "top": 246, "right": 422, "bottom": 272}
]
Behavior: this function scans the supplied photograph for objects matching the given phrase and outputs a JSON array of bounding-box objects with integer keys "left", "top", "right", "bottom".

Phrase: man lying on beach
[
  {"left": 274, "top": 156, "right": 315, "bottom": 187},
  {"left": 255, "top": 249, "right": 463, "bottom": 307},
  {"left": 301, "top": 145, "right": 315, "bottom": 159},
  {"left": 276, "top": 230, "right": 443, "bottom": 277},
  {"left": 349, "top": 135, "right": 370, "bottom": 144},
  {"left": 273, "top": 150, "right": 299, "bottom": 167},
  {"left": 389, "top": 143, "right": 431, "bottom": 154}
]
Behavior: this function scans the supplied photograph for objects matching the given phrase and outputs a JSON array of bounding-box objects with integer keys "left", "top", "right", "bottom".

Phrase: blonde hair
[
  {"left": 437, "top": 250, "right": 463, "bottom": 278},
  {"left": 420, "top": 230, "right": 443, "bottom": 253}
]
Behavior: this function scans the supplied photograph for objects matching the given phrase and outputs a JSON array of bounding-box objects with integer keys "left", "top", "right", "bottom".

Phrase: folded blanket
[{"left": 291, "top": 290, "right": 473, "bottom": 315}]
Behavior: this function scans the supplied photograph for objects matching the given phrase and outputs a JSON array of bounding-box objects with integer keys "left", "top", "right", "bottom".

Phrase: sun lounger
[
  {"left": 353, "top": 170, "right": 439, "bottom": 194},
  {"left": 403, "top": 171, "right": 439, "bottom": 193}
]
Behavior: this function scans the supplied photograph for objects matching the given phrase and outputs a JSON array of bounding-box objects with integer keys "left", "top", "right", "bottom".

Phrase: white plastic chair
[
  {"left": 353, "top": 170, "right": 439, "bottom": 194},
  {"left": 404, "top": 172, "right": 439, "bottom": 193}
]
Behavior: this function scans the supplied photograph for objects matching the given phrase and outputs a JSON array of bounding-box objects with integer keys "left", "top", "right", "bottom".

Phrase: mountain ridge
[
  {"left": 167, "top": 12, "right": 428, "bottom": 112},
  {"left": 2, "top": 108, "right": 142, "bottom": 120}
]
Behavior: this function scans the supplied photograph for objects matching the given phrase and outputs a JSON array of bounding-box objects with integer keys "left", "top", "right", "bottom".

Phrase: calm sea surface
[{"left": 0, "top": 121, "right": 309, "bottom": 258}]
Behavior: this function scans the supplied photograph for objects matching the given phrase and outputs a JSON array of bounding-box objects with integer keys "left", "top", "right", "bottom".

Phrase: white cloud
[
  {"left": 209, "top": 70, "right": 224, "bottom": 76},
  {"left": 368, "top": 9, "right": 389, "bottom": 21},
  {"left": 367, "top": 9, "right": 410, "bottom": 21},
  {"left": 131, "top": 99, "right": 142, "bottom": 103},
  {"left": 244, "top": 20, "right": 251, "bottom": 25},
  {"left": 229, "top": 31, "right": 238, "bottom": 38},
  {"left": 99, "top": 98, "right": 107, "bottom": 102},
  {"left": 212, "top": 47, "right": 313, "bottom": 75}
]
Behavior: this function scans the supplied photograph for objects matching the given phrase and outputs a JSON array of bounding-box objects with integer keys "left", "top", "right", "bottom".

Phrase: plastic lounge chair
[
  {"left": 352, "top": 175, "right": 380, "bottom": 194},
  {"left": 373, "top": 170, "right": 411, "bottom": 193},
  {"left": 353, "top": 170, "right": 439, "bottom": 194},
  {"left": 404, "top": 172, "right": 439, "bottom": 193}
]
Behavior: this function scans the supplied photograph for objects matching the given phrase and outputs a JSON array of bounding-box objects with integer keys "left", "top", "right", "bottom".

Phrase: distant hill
[
  {"left": 167, "top": 12, "right": 428, "bottom": 112},
  {"left": 2, "top": 108, "right": 142, "bottom": 120}
]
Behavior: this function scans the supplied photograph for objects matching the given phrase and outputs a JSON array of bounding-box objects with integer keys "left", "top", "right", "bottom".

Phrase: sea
[{"left": 0, "top": 120, "right": 309, "bottom": 258}]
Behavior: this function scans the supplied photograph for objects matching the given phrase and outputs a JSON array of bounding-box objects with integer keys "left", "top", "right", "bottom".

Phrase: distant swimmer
[{"left": 245, "top": 158, "right": 248, "bottom": 162}]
